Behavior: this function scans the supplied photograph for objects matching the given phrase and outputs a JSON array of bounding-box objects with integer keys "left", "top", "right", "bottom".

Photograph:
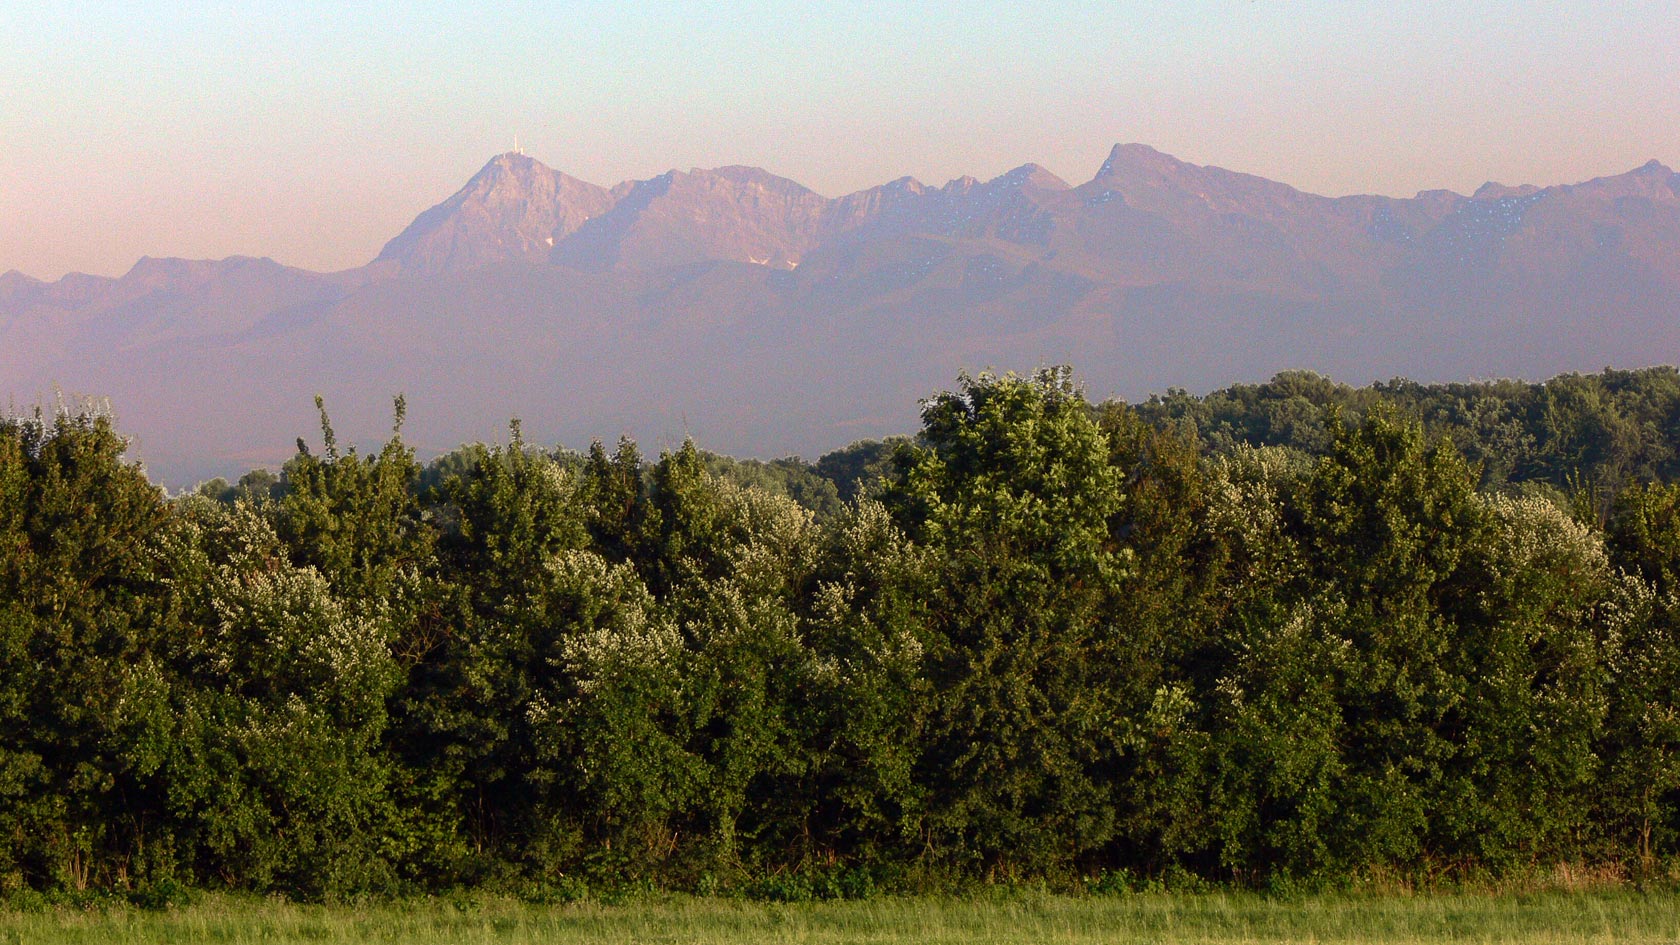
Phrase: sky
[{"left": 4, "top": 0, "right": 1677, "bottom": 280}]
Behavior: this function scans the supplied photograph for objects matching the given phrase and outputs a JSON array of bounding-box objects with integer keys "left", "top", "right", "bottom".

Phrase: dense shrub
[{"left": 5, "top": 367, "right": 1680, "bottom": 897}]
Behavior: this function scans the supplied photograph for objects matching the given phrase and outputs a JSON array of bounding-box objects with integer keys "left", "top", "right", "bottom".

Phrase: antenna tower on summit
[{"left": 514, "top": 134, "right": 524, "bottom": 156}]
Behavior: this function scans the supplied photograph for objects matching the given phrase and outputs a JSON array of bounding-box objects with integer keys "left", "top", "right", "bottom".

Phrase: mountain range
[{"left": 4, "top": 144, "right": 1678, "bottom": 484}]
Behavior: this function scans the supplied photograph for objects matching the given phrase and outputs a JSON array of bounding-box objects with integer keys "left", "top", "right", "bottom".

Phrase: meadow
[{"left": 2, "top": 888, "right": 1677, "bottom": 945}]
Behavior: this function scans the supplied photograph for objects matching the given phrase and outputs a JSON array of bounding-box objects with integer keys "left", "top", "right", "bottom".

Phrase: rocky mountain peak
[
  {"left": 1093, "top": 143, "right": 1187, "bottom": 181},
  {"left": 375, "top": 153, "right": 616, "bottom": 272},
  {"left": 0, "top": 269, "right": 43, "bottom": 307},
  {"left": 1561, "top": 159, "right": 1680, "bottom": 205},
  {"left": 552, "top": 163, "right": 835, "bottom": 271},
  {"left": 8, "top": 145, "right": 1680, "bottom": 487},
  {"left": 997, "top": 163, "right": 1070, "bottom": 192},
  {"left": 1472, "top": 181, "right": 1542, "bottom": 200},
  {"left": 0, "top": 269, "right": 41, "bottom": 290}
]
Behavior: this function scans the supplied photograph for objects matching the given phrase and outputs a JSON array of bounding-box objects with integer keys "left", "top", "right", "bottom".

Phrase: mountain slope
[
  {"left": 376, "top": 152, "right": 616, "bottom": 271},
  {"left": 5, "top": 146, "right": 1678, "bottom": 485},
  {"left": 553, "top": 165, "right": 834, "bottom": 271}
]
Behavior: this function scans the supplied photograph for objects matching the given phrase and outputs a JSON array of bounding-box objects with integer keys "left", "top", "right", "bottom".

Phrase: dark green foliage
[
  {"left": 581, "top": 437, "right": 650, "bottom": 565},
  {"left": 391, "top": 430, "right": 591, "bottom": 880},
  {"left": 1603, "top": 483, "right": 1680, "bottom": 867},
  {"left": 0, "top": 409, "right": 173, "bottom": 893},
  {"left": 1293, "top": 408, "right": 1485, "bottom": 866},
  {"left": 1135, "top": 370, "right": 1379, "bottom": 457},
  {"left": 1608, "top": 481, "right": 1680, "bottom": 595},
  {"left": 793, "top": 500, "right": 931, "bottom": 865},
  {"left": 1138, "top": 367, "right": 1680, "bottom": 501},
  {"left": 157, "top": 500, "right": 405, "bottom": 897},
  {"left": 8, "top": 365, "right": 1680, "bottom": 899},
  {"left": 1447, "top": 496, "right": 1609, "bottom": 865},
  {"left": 699, "top": 451, "right": 843, "bottom": 519},
  {"left": 272, "top": 397, "right": 430, "bottom": 597},
  {"left": 886, "top": 369, "right": 1128, "bottom": 871},
  {"left": 815, "top": 439, "right": 906, "bottom": 505}
]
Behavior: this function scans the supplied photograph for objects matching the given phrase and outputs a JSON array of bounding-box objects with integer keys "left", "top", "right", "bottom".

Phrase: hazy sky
[{"left": 4, "top": 0, "right": 1677, "bottom": 280}]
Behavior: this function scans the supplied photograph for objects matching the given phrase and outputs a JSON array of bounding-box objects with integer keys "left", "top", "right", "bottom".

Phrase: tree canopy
[{"left": 4, "top": 367, "right": 1680, "bottom": 899}]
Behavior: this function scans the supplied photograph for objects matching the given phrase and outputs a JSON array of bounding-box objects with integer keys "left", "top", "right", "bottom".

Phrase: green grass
[{"left": 2, "top": 889, "right": 1677, "bottom": 945}]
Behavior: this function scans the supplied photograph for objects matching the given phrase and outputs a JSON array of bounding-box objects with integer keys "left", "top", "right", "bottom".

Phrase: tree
[
  {"left": 393, "top": 429, "right": 591, "bottom": 876},
  {"left": 0, "top": 408, "right": 173, "bottom": 891},
  {"left": 1191, "top": 446, "right": 1338, "bottom": 878},
  {"left": 1296, "top": 405, "right": 1486, "bottom": 868},
  {"left": 159, "top": 501, "right": 403, "bottom": 896},
  {"left": 272, "top": 397, "right": 430, "bottom": 599},
  {"left": 794, "top": 501, "right": 932, "bottom": 865},
  {"left": 885, "top": 368, "right": 1128, "bottom": 872},
  {"left": 1444, "top": 495, "right": 1610, "bottom": 865},
  {"left": 581, "top": 437, "right": 650, "bottom": 567},
  {"left": 1602, "top": 482, "right": 1680, "bottom": 866}
]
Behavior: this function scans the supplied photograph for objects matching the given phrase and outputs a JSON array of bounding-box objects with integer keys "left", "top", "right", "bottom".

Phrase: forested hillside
[{"left": 4, "top": 367, "right": 1680, "bottom": 900}]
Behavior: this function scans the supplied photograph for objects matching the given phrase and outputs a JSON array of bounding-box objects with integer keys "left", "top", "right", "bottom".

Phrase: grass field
[{"left": 2, "top": 888, "right": 1677, "bottom": 945}]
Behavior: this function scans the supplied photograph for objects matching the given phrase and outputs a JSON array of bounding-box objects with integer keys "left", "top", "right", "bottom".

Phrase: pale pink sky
[{"left": 4, "top": 0, "right": 1677, "bottom": 280}]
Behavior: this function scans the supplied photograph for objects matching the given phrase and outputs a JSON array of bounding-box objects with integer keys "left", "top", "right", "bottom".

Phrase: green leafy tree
[
  {"left": 885, "top": 368, "right": 1128, "bottom": 873},
  {"left": 1444, "top": 495, "right": 1611, "bottom": 866},
  {"left": 159, "top": 501, "right": 403, "bottom": 896},
  {"left": 1296, "top": 405, "right": 1485, "bottom": 867},
  {"left": 1192, "top": 447, "right": 1341, "bottom": 878},
  {"left": 393, "top": 428, "right": 591, "bottom": 877},
  {"left": 815, "top": 439, "right": 907, "bottom": 505},
  {"left": 0, "top": 409, "right": 173, "bottom": 891},
  {"left": 794, "top": 500, "right": 932, "bottom": 866},
  {"left": 581, "top": 437, "right": 651, "bottom": 566},
  {"left": 526, "top": 550, "right": 697, "bottom": 874},
  {"left": 642, "top": 444, "right": 817, "bottom": 869},
  {"left": 1603, "top": 482, "right": 1680, "bottom": 866},
  {"left": 272, "top": 397, "right": 431, "bottom": 599}
]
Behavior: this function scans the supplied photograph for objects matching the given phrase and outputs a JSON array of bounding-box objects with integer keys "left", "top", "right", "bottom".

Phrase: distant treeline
[{"left": 4, "top": 366, "right": 1680, "bottom": 899}]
